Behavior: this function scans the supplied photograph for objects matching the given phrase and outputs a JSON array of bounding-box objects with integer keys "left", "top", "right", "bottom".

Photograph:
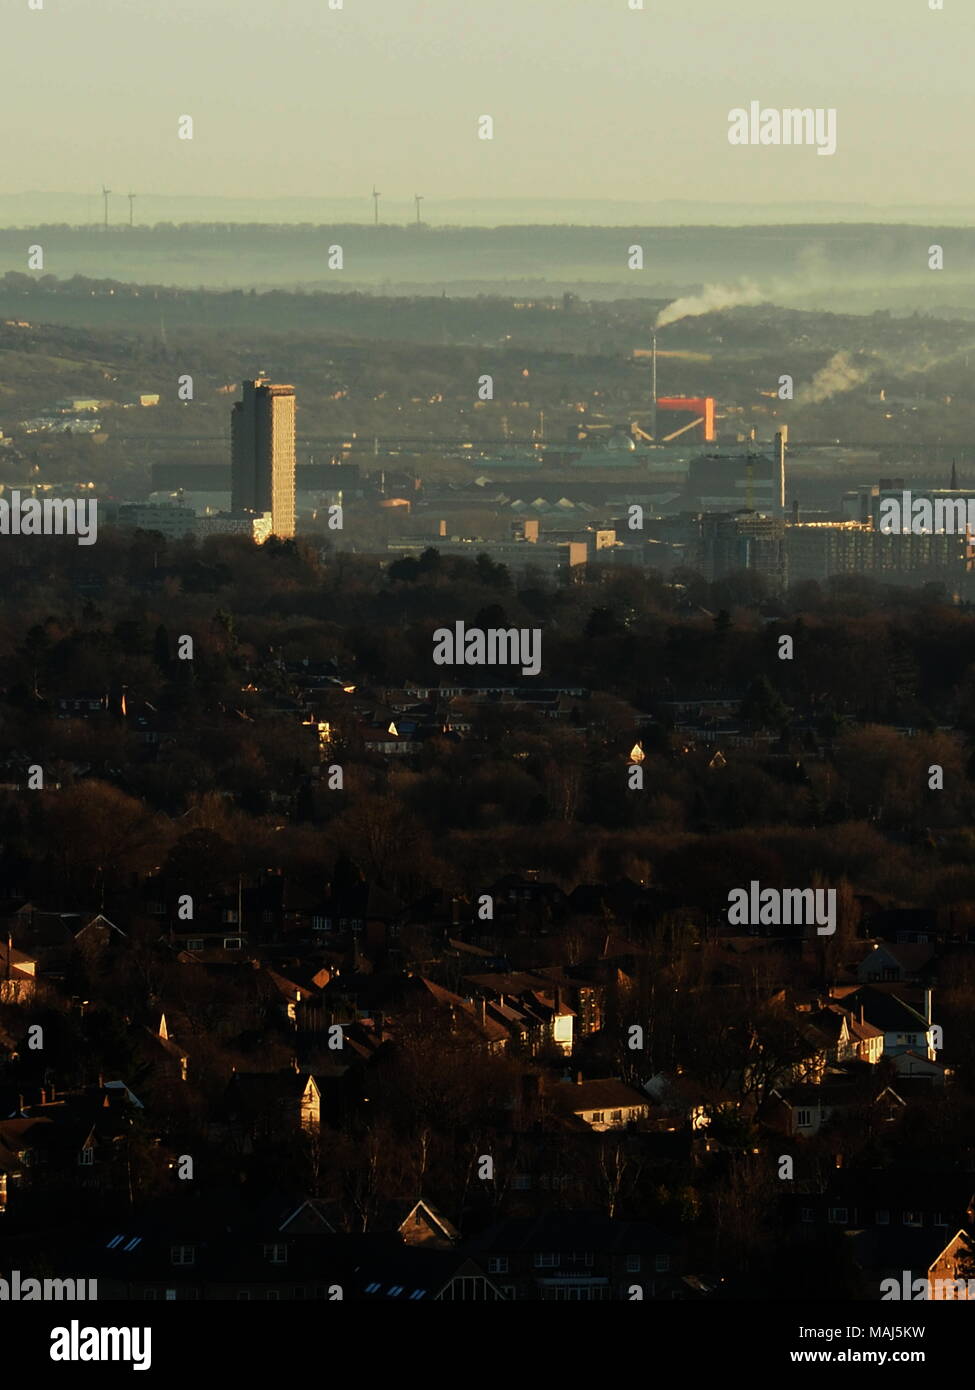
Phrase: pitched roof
[{"left": 555, "top": 1078, "right": 650, "bottom": 1114}]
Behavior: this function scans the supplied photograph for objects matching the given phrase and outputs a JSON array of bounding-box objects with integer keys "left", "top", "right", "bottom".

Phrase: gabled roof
[
  {"left": 555, "top": 1078, "right": 650, "bottom": 1114},
  {"left": 355, "top": 1250, "right": 503, "bottom": 1301},
  {"left": 858, "top": 942, "right": 935, "bottom": 972},
  {"left": 276, "top": 1197, "right": 339, "bottom": 1235},
  {"left": 834, "top": 987, "right": 929, "bottom": 1033}
]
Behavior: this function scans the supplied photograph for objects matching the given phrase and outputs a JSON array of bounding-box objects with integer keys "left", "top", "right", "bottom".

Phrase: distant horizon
[{"left": 3, "top": 192, "right": 975, "bottom": 232}]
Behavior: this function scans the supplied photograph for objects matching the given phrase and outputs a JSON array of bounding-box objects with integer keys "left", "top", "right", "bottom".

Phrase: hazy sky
[{"left": 6, "top": 0, "right": 972, "bottom": 214}]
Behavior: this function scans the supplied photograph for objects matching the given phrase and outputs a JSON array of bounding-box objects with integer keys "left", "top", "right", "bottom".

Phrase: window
[
  {"left": 221, "top": 909, "right": 239, "bottom": 924},
  {"left": 511, "top": 1175, "right": 531, "bottom": 1190},
  {"left": 185, "top": 939, "right": 204, "bottom": 951},
  {"left": 800, "top": 1208, "right": 814, "bottom": 1223},
  {"left": 165, "top": 1290, "right": 177, "bottom": 1301},
  {"left": 143, "top": 1290, "right": 158, "bottom": 1301},
  {"left": 237, "top": 1292, "right": 250, "bottom": 1301},
  {"left": 563, "top": 1252, "right": 594, "bottom": 1268},
  {"left": 312, "top": 916, "right": 328, "bottom": 930},
  {"left": 934, "top": 1212, "right": 947, "bottom": 1227},
  {"left": 610, "top": 1110, "right": 623, "bottom": 1124},
  {"left": 170, "top": 1246, "right": 195, "bottom": 1265},
  {"left": 262, "top": 911, "right": 274, "bottom": 924},
  {"left": 223, "top": 937, "right": 243, "bottom": 950},
  {"left": 903, "top": 1212, "right": 922, "bottom": 1227},
  {"left": 828, "top": 1208, "right": 848, "bottom": 1225},
  {"left": 625, "top": 1255, "right": 641, "bottom": 1273},
  {"left": 414, "top": 1211, "right": 424, "bottom": 1226},
  {"left": 488, "top": 1257, "right": 509, "bottom": 1274},
  {"left": 590, "top": 1112, "right": 605, "bottom": 1124},
  {"left": 78, "top": 1147, "right": 94, "bottom": 1166},
  {"left": 876, "top": 1209, "right": 890, "bottom": 1225},
  {"left": 796, "top": 1109, "right": 812, "bottom": 1128},
  {"left": 266, "top": 1290, "right": 280, "bottom": 1300},
  {"left": 263, "top": 1244, "right": 288, "bottom": 1264},
  {"left": 655, "top": 1254, "right": 670, "bottom": 1272},
  {"left": 533, "top": 1253, "right": 558, "bottom": 1268}
]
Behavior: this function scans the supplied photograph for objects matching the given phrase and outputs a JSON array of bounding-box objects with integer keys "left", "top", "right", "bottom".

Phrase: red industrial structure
[{"left": 655, "top": 396, "right": 716, "bottom": 443}]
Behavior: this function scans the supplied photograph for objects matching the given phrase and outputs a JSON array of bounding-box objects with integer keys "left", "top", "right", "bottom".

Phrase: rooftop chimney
[{"left": 575, "top": 1070, "right": 583, "bottom": 1085}]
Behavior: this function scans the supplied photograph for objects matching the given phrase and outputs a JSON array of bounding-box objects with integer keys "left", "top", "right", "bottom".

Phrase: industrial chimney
[
  {"left": 774, "top": 430, "right": 787, "bottom": 513},
  {"left": 650, "top": 332, "right": 658, "bottom": 441}
]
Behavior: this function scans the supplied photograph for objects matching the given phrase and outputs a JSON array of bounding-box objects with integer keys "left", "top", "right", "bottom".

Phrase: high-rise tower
[{"left": 230, "top": 376, "right": 296, "bottom": 538}]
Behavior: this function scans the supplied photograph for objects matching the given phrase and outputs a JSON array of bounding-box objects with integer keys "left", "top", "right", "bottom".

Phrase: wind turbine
[
  {"left": 372, "top": 186, "right": 380, "bottom": 226},
  {"left": 414, "top": 193, "right": 423, "bottom": 226},
  {"left": 127, "top": 192, "right": 137, "bottom": 227},
  {"left": 101, "top": 186, "right": 112, "bottom": 230}
]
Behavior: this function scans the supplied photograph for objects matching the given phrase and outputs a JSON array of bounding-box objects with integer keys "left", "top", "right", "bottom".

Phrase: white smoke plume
[
  {"left": 800, "top": 350, "right": 872, "bottom": 405},
  {"left": 655, "top": 280, "right": 765, "bottom": 329}
]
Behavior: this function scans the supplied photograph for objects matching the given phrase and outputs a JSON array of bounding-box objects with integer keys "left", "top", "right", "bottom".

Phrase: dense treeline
[{"left": 0, "top": 531, "right": 974, "bottom": 918}]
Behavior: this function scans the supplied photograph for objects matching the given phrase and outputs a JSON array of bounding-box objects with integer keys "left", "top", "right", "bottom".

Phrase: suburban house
[
  {"left": 554, "top": 1076, "right": 651, "bottom": 1131},
  {"left": 855, "top": 942, "right": 936, "bottom": 985},
  {"left": 762, "top": 1080, "right": 906, "bottom": 1137},
  {"left": 0, "top": 939, "right": 36, "bottom": 1003},
  {"left": 225, "top": 1070, "right": 325, "bottom": 1139},
  {"left": 464, "top": 1211, "right": 680, "bottom": 1301},
  {"left": 831, "top": 986, "right": 937, "bottom": 1060}
]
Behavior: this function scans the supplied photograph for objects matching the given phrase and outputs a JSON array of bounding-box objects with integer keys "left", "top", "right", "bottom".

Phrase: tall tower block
[{"left": 231, "top": 377, "right": 296, "bottom": 538}]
